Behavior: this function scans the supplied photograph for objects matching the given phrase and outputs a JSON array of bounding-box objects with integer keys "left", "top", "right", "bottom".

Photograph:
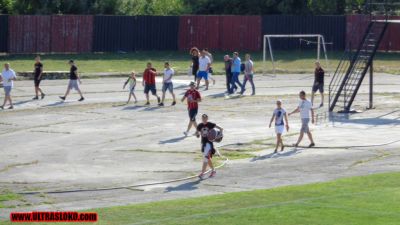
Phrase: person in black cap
[{"left": 59, "top": 60, "right": 84, "bottom": 101}]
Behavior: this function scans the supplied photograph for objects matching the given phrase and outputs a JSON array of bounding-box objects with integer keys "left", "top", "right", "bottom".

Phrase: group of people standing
[{"left": 190, "top": 47, "right": 256, "bottom": 96}]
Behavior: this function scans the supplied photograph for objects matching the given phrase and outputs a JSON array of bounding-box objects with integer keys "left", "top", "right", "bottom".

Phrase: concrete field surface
[{"left": 0, "top": 73, "right": 400, "bottom": 218}]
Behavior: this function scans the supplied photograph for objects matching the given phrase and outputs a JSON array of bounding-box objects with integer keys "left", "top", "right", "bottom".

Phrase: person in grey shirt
[{"left": 242, "top": 53, "right": 255, "bottom": 95}]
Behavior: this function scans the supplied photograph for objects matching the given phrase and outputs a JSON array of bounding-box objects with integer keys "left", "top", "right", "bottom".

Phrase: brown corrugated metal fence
[
  {"left": 8, "top": 15, "right": 93, "bottom": 53},
  {"left": 346, "top": 15, "right": 400, "bottom": 51}
]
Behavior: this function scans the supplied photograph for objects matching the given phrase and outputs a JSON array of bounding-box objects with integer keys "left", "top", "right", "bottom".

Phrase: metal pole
[
  {"left": 369, "top": 61, "right": 374, "bottom": 109},
  {"left": 321, "top": 36, "right": 329, "bottom": 75},
  {"left": 263, "top": 36, "right": 266, "bottom": 75},
  {"left": 317, "top": 35, "right": 321, "bottom": 62},
  {"left": 267, "top": 37, "right": 275, "bottom": 76}
]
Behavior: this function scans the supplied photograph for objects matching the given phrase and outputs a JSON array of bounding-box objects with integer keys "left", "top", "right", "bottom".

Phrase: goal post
[{"left": 263, "top": 34, "right": 329, "bottom": 76}]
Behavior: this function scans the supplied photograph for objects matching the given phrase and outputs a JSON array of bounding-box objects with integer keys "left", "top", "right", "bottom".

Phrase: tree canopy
[{"left": 0, "top": 0, "right": 368, "bottom": 15}]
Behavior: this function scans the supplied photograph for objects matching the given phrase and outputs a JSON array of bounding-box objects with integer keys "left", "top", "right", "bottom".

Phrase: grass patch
[
  {"left": 0, "top": 191, "right": 22, "bottom": 208},
  {"left": 1, "top": 172, "right": 398, "bottom": 224},
  {"left": 1, "top": 51, "right": 399, "bottom": 75}
]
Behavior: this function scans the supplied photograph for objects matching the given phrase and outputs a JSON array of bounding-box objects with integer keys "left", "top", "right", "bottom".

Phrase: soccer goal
[{"left": 263, "top": 34, "right": 329, "bottom": 76}]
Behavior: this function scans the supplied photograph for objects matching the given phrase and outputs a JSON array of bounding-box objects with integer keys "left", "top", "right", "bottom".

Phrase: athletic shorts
[
  {"left": 197, "top": 71, "right": 208, "bottom": 80},
  {"left": 3, "top": 86, "right": 12, "bottom": 96},
  {"left": 312, "top": 82, "right": 324, "bottom": 93},
  {"left": 144, "top": 84, "right": 157, "bottom": 95},
  {"left": 301, "top": 118, "right": 310, "bottom": 133},
  {"left": 68, "top": 80, "right": 80, "bottom": 90},
  {"left": 128, "top": 85, "right": 135, "bottom": 94},
  {"left": 188, "top": 108, "right": 198, "bottom": 121},
  {"left": 162, "top": 82, "right": 173, "bottom": 93},
  {"left": 34, "top": 77, "right": 42, "bottom": 87},
  {"left": 275, "top": 125, "right": 284, "bottom": 134},
  {"left": 202, "top": 142, "right": 215, "bottom": 159}
]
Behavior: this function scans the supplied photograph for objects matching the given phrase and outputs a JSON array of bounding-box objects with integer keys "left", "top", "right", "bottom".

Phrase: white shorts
[
  {"left": 275, "top": 125, "right": 284, "bottom": 134},
  {"left": 203, "top": 143, "right": 212, "bottom": 158},
  {"left": 68, "top": 80, "right": 80, "bottom": 90}
]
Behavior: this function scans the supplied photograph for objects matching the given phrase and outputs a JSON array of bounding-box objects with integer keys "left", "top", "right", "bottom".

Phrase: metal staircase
[{"left": 328, "top": 0, "right": 398, "bottom": 112}]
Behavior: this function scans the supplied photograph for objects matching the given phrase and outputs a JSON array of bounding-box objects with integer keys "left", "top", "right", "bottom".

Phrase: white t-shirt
[
  {"left": 1, "top": 69, "right": 16, "bottom": 87},
  {"left": 299, "top": 99, "right": 312, "bottom": 118},
  {"left": 163, "top": 68, "right": 174, "bottom": 83},
  {"left": 273, "top": 108, "right": 286, "bottom": 126},
  {"left": 199, "top": 56, "right": 211, "bottom": 71}
]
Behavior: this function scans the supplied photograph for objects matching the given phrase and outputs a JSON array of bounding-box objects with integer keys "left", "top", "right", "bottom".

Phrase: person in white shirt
[
  {"left": 196, "top": 50, "right": 211, "bottom": 90},
  {"left": 159, "top": 62, "right": 176, "bottom": 106},
  {"left": 288, "top": 91, "right": 315, "bottom": 147},
  {"left": 0, "top": 63, "right": 17, "bottom": 110},
  {"left": 204, "top": 48, "right": 216, "bottom": 85},
  {"left": 269, "top": 100, "right": 289, "bottom": 153}
]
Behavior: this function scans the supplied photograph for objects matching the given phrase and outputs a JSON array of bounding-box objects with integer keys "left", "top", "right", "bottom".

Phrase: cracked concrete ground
[{"left": 0, "top": 73, "right": 399, "bottom": 219}]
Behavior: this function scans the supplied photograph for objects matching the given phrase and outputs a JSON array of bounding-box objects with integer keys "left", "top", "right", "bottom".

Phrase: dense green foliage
[{"left": 0, "top": 0, "right": 369, "bottom": 15}]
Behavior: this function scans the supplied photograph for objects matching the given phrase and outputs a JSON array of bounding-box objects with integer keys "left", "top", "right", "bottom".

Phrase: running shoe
[
  {"left": 209, "top": 170, "right": 216, "bottom": 178},
  {"left": 171, "top": 101, "right": 176, "bottom": 106},
  {"left": 157, "top": 97, "right": 161, "bottom": 103},
  {"left": 78, "top": 97, "right": 85, "bottom": 102},
  {"left": 309, "top": 143, "right": 315, "bottom": 148},
  {"left": 158, "top": 102, "right": 164, "bottom": 107},
  {"left": 59, "top": 96, "right": 66, "bottom": 101},
  {"left": 145, "top": 102, "right": 150, "bottom": 106},
  {"left": 32, "top": 96, "right": 39, "bottom": 100},
  {"left": 41, "top": 93, "right": 45, "bottom": 99},
  {"left": 8, "top": 106, "right": 14, "bottom": 109},
  {"left": 198, "top": 173, "right": 205, "bottom": 179}
]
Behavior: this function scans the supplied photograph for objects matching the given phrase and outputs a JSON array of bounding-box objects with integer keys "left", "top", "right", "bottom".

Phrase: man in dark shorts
[
  {"left": 190, "top": 47, "right": 199, "bottom": 82},
  {"left": 311, "top": 61, "right": 325, "bottom": 107},
  {"left": 32, "top": 55, "right": 45, "bottom": 100},
  {"left": 181, "top": 82, "right": 201, "bottom": 136},
  {"left": 59, "top": 60, "right": 84, "bottom": 101},
  {"left": 142, "top": 62, "right": 160, "bottom": 106},
  {"left": 196, "top": 114, "right": 223, "bottom": 179},
  {"left": 224, "top": 55, "right": 236, "bottom": 93}
]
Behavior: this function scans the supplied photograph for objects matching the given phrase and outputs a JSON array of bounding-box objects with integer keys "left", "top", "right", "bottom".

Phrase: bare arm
[
  {"left": 269, "top": 114, "right": 275, "bottom": 128},
  {"left": 288, "top": 107, "right": 300, "bottom": 116},
  {"left": 311, "top": 108, "right": 315, "bottom": 124},
  {"left": 215, "top": 125, "right": 223, "bottom": 132},
  {"left": 284, "top": 113, "right": 289, "bottom": 131}
]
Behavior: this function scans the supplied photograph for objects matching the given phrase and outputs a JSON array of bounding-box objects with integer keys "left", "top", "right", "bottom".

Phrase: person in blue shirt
[{"left": 230, "top": 52, "right": 244, "bottom": 94}]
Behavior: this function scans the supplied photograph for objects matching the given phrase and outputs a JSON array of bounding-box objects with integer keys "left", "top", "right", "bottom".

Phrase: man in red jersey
[
  {"left": 142, "top": 62, "right": 160, "bottom": 105},
  {"left": 181, "top": 81, "right": 201, "bottom": 136}
]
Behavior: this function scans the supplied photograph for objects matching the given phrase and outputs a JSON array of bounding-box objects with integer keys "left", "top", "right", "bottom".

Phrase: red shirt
[
  {"left": 184, "top": 89, "right": 201, "bottom": 109},
  {"left": 143, "top": 68, "right": 157, "bottom": 85}
]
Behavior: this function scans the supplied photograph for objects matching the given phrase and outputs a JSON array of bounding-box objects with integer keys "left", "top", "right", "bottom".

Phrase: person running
[
  {"left": 196, "top": 50, "right": 211, "bottom": 90},
  {"left": 243, "top": 53, "right": 256, "bottom": 95},
  {"left": 289, "top": 91, "right": 315, "bottom": 148},
  {"left": 196, "top": 114, "right": 223, "bottom": 179},
  {"left": 230, "top": 52, "right": 244, "bottom": 95},
  {"left": 190, "top": 47, "right": 200, "bottom": 82},
  {"left": 59, "top": 60, "right": 84, "bottom": 101},
  {"left": 123, "top": 71, "right": 137, "bottom": 104},
  {"left": 142, "top": 62, "right": 160, "bottom": 106},
  {"left": 204, "top": 48, "right": 216, "bottom": 85},
  {"left": 159, "top": 62, "right": 176, "bottom": 106},
  {"left": 0, "top": 63, "right": 17, "bottom": 110},
  {"left": 181, "top": 82, "right": 201, "bottom": 136},
  {"left": 269, "top": 100, "right": 289, "bottom": 153},
  {"left": 311, "top": 61, "right": 325, "bottom": 107},
  {"left": 224, "top": 55, "right": 236, "bottom": 93},
  {"left": 32, "top": 55, "right": 45, "bottom": 100}
]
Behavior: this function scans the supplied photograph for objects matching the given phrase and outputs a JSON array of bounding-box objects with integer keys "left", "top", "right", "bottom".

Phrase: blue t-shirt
[
  {"left": 232, "top": 57, "right": 241, "bottom": 73},
  {"left": 273, "top": 108, "right": 286, "bottom": 126}
]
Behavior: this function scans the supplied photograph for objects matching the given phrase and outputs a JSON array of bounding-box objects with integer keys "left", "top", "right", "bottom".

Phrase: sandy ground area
[{"left": 0, "top": 73, "right": 399, "bottom": 218}]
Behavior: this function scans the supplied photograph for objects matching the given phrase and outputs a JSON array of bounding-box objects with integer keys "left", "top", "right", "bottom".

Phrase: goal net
[{"left": 263, "top": 34, "right": 329, "bottom": 76}]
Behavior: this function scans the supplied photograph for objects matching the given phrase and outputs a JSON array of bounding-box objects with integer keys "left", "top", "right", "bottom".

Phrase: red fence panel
[
  {"left": 23, "top": 16, "right": 37, "bottom": 53},
  {"left": 8, "top": 16, "right": 24, "bottom": 53},
  {"left": 78, "top": 15, "right": 94, "bottom": 52},
  {"left": 178, "top": 15, "right": 220, "bottom": 51},
  {"left": 50, "top": 16, "right": 65, "bottom": 52},
  {"left": 36, "top": 16, "right": 51, "bottom": 52},
  {"left": 219, "top": 16, "right": 261, "bottom": 51},
  {"left": 346, "top": 15, "right": 400, "bottom": 51},
  {"left": 64, "top": 16, "right": 79, "bottom": 52}
]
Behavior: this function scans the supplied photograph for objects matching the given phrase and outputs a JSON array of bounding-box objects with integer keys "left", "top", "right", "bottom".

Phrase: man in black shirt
[
  {"left": 33, "top": 56, "right": 45, "bottom": 100},
  {"left": 196, "top": 114, "right": 223, "bottom": 179},
  {"left": 311, "top": 61, "right": 325, "bottom": 107},
  {"left": 224, "top": 55, "right": 237, "bottom": 93},
  {"left": 59, "top": 60, "right": 84, "bottom": 101}
]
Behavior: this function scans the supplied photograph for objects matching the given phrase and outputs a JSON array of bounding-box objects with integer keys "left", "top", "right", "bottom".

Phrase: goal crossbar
[{"left": 263, "top": 34, "right": 329, "bottom": 76}]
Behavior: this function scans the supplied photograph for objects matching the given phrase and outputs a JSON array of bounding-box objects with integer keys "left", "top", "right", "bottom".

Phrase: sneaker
[
  {"left": 309, "top": 143, "right": 315, "bottom": 148},
  {"left": 41, "top": 93, "right": 45, "bottom": 99},
  {"left": 8, "top": 105, "right": 14, "bottom": 109},
  {"left": 32, "top": 96, "right": 39, "bottom": 100},
  {"left": 0, "top": 106, "right": 3, "bottom": 110},
  {"left": 281, "top": 145, "right": 285, "bottom": 151},
  {"left": 273, "top": 149, "right": 278, "bottom": 154},
  {"left": 158, "top": 102, "right": 164, "bottom": 107},
  {"left": 209, "top": 170, "right": 216, "bottom": 178},
  {"left": 198, "top": 173, "right": 205, "bottom": 179},
  {"left": 320, "top": 103, "right": 324, "bottom": 107},
  {"left": 78, "top": 97, "right": 85, "bottom": 102},
  {"left": 183, "top": 131, "right": 188, "bottom": 136},
  {"left": 157, "top": 97, "right": 161, "bottom": 103},
  {"left": 293, "top": 143, "right": 299, "bottom": 147},
  {"left": 59, "top": 96, "right": 66, "bottom": 101},
  {"left": 145, "top": 102, "right": 150, "bottom": 106},
  {"left": 171, "top": 101, "right": 176, "bottom": 106},
  {"left": 251, "top": 92, "right": 255, "bottom": 96}
]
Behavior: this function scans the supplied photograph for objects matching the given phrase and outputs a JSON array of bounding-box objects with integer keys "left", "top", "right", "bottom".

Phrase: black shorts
[
  {"left": 312, "top": 82, "right": 324, "bottom": 93},
  {"left": 144, "top": 84, "right": 157, "bottom": 95},
  {"left": 34, "top": 77, "right": 41, "bottom": 87},
  {"left": 188, "top": 108, "right": 198, "bottom": 121}
]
